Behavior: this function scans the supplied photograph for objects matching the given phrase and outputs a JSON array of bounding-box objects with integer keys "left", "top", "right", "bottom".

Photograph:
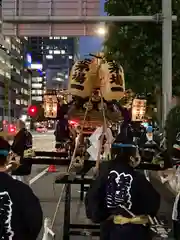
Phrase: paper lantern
[{"left": 100, "top": 60, "right": 125, "bottom": 101}]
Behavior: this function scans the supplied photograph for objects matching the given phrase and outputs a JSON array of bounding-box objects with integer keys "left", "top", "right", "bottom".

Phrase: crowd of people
[{"left": 0, "top": 114, "right": 179, "bottom": 239}]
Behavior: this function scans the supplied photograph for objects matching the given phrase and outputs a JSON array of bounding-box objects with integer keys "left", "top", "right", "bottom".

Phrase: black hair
[
  {"left": 0, "top": 137, "right": 10, "bottom": 166},
  {"left": 115, "top": 146, "right": 137, "bottom": 163},
  {"left": 112, "top": 132, "right": 138, "bottom": 164}
]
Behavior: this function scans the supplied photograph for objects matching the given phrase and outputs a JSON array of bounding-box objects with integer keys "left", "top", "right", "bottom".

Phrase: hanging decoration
[
  {"left": 43, "top": 93, "right": 58, "bottom": 118},
  {"left": 69, "top": 55, "right": 125, "bottom": 102},
  {"left": 131, "top": 98, "right": 147, "bottom": 122}
]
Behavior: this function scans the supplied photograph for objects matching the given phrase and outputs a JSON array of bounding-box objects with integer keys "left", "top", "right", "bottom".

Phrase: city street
[
  {"left": 29, "top": 132, "right": 175, "bottom": 239},
  {"left": 30, "top": 132, "right": 86, "bottom": 239},
  {"left": 0, "top": 0, "right": 177, "bottom": 238}
]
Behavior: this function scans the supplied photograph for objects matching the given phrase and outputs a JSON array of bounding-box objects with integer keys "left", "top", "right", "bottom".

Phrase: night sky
[{"left": 79, "top": 0, "right": 106, "bottom": 58}]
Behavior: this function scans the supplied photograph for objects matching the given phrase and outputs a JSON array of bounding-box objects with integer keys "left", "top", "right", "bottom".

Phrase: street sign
[{"left": 2, "top": 0, "right": 100, "bottom": 36}]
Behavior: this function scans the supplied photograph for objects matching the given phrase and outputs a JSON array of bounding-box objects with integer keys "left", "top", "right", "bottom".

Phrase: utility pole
[
  {"left": 28, "top": 69, "right": 34, "bottom": 131},
  {"left": 162, "top": 0, "right": 172, "bottom": 126}
]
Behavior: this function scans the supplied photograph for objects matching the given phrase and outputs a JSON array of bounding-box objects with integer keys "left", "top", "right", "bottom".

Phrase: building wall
[
  {"left": 0, "top": 34, "right": 30, "bottom": 121},
  {"left": 28, "top": 37, "right": 43, "bottom": 63},
  {"left": 0, "top": 5, "right": 30, "bottom": 122},
  {"left": 31, "top": 69, "right": 45, "bottom": 105},
  {"left": 42, "top": 36, "right": 78, "bottom": 90},
  {"left": 10, "top": 37, "right": 30, "bottom": 118}
]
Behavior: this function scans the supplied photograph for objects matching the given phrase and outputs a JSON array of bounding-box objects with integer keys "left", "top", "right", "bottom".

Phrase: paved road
[
  {"left": 28, "top": 133, "right": 175, "bottom": 239},
  {"left": 30, "top": 132, "right": 85, "bottom": 239}
]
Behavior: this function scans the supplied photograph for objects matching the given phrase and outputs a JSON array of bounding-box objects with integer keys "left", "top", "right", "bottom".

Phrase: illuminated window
[
  {"left": 5, "top": 37, "right": 10, "bottom": 44},
  {"left": 16, "top": 48, "right": 20, "bottom": 54},
  {"left": 32, "top": 77, "right": 42, "bottom": 83},
  {"left": 5, "top": 72, "right": 10, "bottom": 79},
  {"left": 69, "top": 55, "right": 73, "bottom": 59},
  {"left": 16, "top": 69, "right": 20, "bottom": 74},
  {"left": 6, "top": 62, "right": 11, "bottom": 68},
  {"left": 49, "top": 50, "right": 53, "bottom": 54},
  {"left": 0, "top": 55, "right": 5, "bottom": 62},
  {"left": 32, "top": 89, "right": 43, "bottom": 95},
  {"left": 46, "top": 55, "right": 53, "bottom": 59},
  {"left": 30, "top": 63, "right": 43, "bottom": 70},
  {"left": 0, "top": 69, "right": 4, "bottom": 76},
  {"left": 16, "top": 99, "right": 20, "bottom": 105},
  {"left": 61, "top": 50, "right": 65, "bottom": 54},
  {"left": 24, "top": 89, "right": 28, "bottom": 94},
  {"left": 54, "top": 50, "right": 60, "bottom": 54},
  {"left": 32, "top": 83, "right": 42, "bottom": 88},
  {"left": 32, "top": 96, "right": 42, "bottom": 101},
  {"left": 61, "top": 36, "right": 67, "bottom": 39},
  {"left": 55, "top": 77, "right": 63, "bottom": 81}
]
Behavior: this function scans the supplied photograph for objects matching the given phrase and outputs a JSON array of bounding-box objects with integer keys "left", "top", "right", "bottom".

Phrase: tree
[{"left": 104, "top": 0, "right": 180, "bottom": 95}]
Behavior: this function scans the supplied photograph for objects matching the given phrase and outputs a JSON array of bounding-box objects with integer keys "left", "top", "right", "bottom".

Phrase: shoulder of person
[
  {"left": 13, "top": 178, "right": 35, "bottom": 196},
  {"left": 99, "top": 161, "right": 110, "bottom": 170},
  {"left": 134, "top": 170, "right": 150, "bottom": 183},
  {"left": 27, "top": 130, "right": 32, "bottom": 137},
  {"left": 99, "top": 161, "right": 113, "bottom": 177}
]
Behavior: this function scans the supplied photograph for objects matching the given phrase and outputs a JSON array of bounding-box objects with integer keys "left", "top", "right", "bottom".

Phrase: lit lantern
[
  {"left": 100, "top": 60, "right": 125, "bottom": 101},
  {"left": 44, "top": 94, "right": 58, "bottom": 118},
  {"left": 132, "top": 98, "right": 147, "bottom": 122}
]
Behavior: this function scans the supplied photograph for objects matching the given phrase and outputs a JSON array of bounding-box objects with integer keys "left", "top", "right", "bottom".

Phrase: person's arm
[
  {"left": 85, "top": 162, "right": 111, "bottom": 223},
  {"left": 18, "top": 183, "right": 43, "bottom": 239}
]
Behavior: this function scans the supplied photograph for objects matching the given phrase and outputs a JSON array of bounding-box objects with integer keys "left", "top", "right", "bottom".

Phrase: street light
[
  {"left": 96, "top": 26, "right": 106, "bottom": 36},
  {"left": 95, "top": 22, "right": 107, "bottom": 36}
]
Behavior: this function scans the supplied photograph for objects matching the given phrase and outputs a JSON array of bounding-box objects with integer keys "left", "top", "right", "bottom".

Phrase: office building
[
  {"left": 10, "top": 37, "right": 30, "bottom": 118},
  {"left": 30, "top": 63, "right": 45, "bottom": 105},
  {"left": 0, "top": 35, "right": 30, "bottom": 123},
  {"left": 0, "top": 36, "right": 11, "bottom": 122},
  {"left": 28, "top": 36, "right": 79, "bottom": 90},
  {"left": 28, "top": 37, "right": 43, "bottom": 63},
  {"left": 26, "top": 38, "right": 45, "bottom": 106},
  {"left": 43, "top": 37, "right": 79, "bottom": 89}
]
